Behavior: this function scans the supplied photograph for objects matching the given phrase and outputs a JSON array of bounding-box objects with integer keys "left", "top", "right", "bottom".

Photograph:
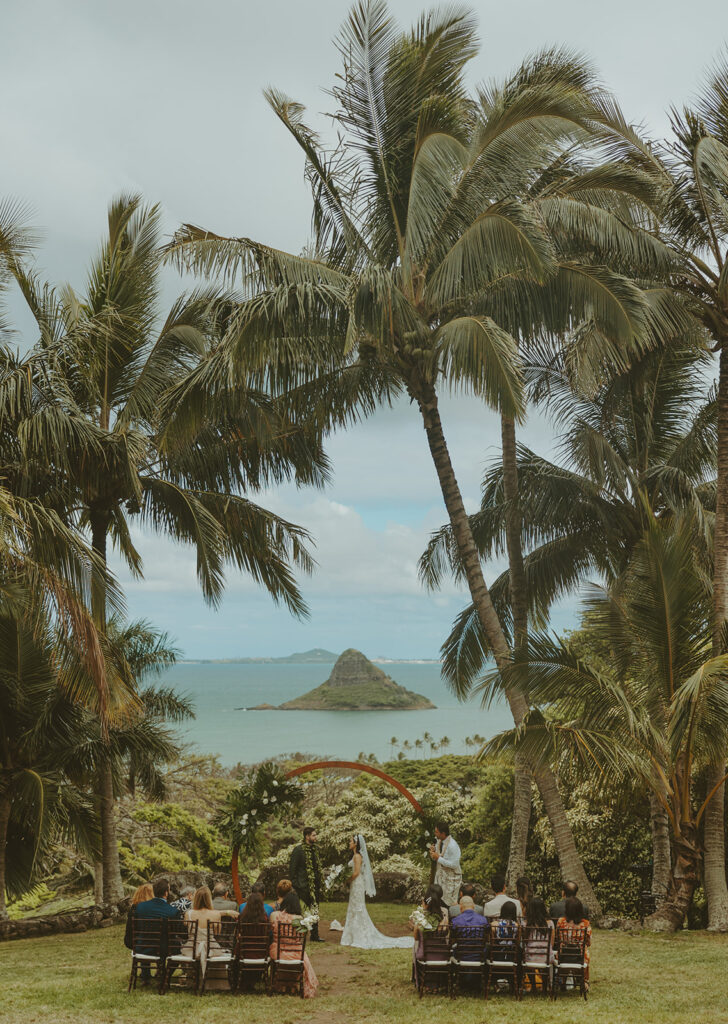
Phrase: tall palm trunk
[
  {"left": 0, "top": 790, "right": 10, "bottom": 920},
  {"left": 501, "top": 414, "right": 532, "bottom": 886},
  {"left": 707, "top": 344, "right": 728, "bottom": 930},
  {"left": 90, "top": 511, "right": 124, "bottom": 905},
  {"left": 645, "top": 825, "right": 701, "bottom": 932},
  {"left": 649, "top": 789, "right": 671, "bottom": 900},
  {"left": 414, "top": 382, "right": 601, "bottom": 919}
]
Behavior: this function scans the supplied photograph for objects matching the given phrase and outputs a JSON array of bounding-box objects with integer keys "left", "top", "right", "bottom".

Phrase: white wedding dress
[{"left": 340, "top": 834, "right": 413, "bottom": 950}]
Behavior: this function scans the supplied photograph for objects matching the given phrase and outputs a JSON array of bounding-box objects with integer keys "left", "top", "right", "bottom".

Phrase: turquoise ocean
[{"left": 161, "top": 662, "right": 513, "bottom": 767}]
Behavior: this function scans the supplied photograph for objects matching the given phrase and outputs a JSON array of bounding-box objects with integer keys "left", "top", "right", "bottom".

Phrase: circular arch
[{"left": 231, "top": 760, "right": 422, "bottom": 903}]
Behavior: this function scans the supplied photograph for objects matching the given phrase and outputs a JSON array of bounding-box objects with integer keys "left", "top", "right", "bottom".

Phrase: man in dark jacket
[
  {"left": 132, "top": 878, "right": 182, "bottom": 981},
  {"left": 549, "top": 880, "right": 590, "bottom": 923},
  {"left": 289, "top": 826, "right": 323, "bottom": 942}
]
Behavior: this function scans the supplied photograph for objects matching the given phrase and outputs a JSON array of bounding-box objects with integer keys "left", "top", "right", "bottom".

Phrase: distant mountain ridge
[
  {"left": 251, "top": 648, "right": 436, "bottom": 711},
  {"left": 183, "top": 648, "right": 440, "bottom": 665}
]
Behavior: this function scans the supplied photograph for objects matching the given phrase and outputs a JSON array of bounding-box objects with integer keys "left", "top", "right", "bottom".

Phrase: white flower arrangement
[{"left": 295, "top": 912, "right": 319, "bottom": 934}]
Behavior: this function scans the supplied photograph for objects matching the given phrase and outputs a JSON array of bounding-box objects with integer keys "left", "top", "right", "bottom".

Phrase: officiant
[{"left": 429, "top": 821, "right": 462, "bottom": 906}]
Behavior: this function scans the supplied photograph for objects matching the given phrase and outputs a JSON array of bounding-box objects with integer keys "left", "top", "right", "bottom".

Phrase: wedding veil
[{"left": 356, "top": 834, "right": 377, "bottom": 898}]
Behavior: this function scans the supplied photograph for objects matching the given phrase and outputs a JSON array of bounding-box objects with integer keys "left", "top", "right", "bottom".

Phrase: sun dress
[{"left": 269, "top": 911, "right": 319, "bottom": 998}]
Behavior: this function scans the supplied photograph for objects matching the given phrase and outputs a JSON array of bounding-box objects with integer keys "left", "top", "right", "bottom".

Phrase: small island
[{"left": 250, "top": 648, "right": 436, "bottom": 711}]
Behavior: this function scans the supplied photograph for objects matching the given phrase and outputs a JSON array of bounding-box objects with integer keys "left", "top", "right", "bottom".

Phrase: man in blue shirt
[
  {"left": 451, "top": 896, "right": 489, "bottom": 962},
  {"left": 238, "top": 881, "right": 275, "bottom": 917},
  {"left": 132, "top": 878, "right": 182, "bottom": 983}
]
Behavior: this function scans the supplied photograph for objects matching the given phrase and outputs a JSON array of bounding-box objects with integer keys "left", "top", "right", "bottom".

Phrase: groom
[
  {"left": 429, "top": 820, "right": 462, "bottom": 907},
  {"left": 290, "top": 826, "right": 324, "bottom": 942}
]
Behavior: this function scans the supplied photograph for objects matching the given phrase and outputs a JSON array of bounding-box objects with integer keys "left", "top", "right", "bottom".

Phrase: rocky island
[{"left": 251, "top": 648, "right": 436, "bottom": 711}]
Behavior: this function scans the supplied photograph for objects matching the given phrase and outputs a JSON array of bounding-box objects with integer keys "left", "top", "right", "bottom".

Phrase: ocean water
[{"left": 161, "top": 662, "right": 513, "bottom": 766}]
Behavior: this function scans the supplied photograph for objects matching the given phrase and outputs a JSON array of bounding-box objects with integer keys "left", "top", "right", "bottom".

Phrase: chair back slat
[
  {"left": 556, "top": 924, "right": 587, "bottom": 964},
  {"left": 168, "top": 917, "right": 196, "bottom": 956},
  {"left": 238, "top": 922, "right": 270, "bottom": 960},
  {"left": 451, "top": 925, "right": 487, "bottom": 963},
  {"left": 522, "top": 925, "right": 553, "bottom": 964},
  {"left": 132, "top": 916, "right": 167, "bottom": 958},
  {"left": 276, "top": 921, "right": 307, "bottom": 960},
  {"left": 488, "top": 921, "right": 520, "bottom": 962},
  {"left": 206, "top": 918, "right": 238, "bottom": 957},
  {"left": 421, "top": 929, "right": 451, "bottom": 962}
]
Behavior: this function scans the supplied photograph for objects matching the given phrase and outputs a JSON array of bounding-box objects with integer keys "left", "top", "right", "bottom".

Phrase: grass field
[{"left": 3, "top": 901, "right": 728, "bottom": 1024}]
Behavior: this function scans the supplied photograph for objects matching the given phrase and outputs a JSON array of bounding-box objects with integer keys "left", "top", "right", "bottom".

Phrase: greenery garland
[
  {"left": 216, "top": 762, "right": 302, "bottom": 859},
  {"left": 304, "top": 842, "right": 321, "bottom": 913}
]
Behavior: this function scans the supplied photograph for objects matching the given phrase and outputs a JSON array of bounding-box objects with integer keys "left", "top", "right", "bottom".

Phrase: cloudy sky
[{"left": 3, "top": 0, "right": 725, "bottom": 658}]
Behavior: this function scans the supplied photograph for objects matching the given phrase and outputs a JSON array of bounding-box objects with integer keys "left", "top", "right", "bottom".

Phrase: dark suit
[{"left": 289, "top": 842, "right": 322, "bottom": 940}]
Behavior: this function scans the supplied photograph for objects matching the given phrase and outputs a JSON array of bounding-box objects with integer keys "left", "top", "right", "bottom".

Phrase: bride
[{"left": 340, "top": 834, "right": 412, "bottom": 949}]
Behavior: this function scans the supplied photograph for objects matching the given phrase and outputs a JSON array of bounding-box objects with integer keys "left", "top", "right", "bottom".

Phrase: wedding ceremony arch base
[{"left": 231, "top": 760, "right": 423, "bottom": 902}]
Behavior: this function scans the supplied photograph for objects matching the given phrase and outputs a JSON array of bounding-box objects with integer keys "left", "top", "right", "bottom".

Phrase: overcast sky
[{"left": 3, "top": 0, "right": 725, "bottom": 658}]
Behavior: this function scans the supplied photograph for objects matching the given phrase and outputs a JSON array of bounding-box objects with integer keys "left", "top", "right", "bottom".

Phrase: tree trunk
[
  {"left": 415, "top": 383, "right": 602, "bottom": 919},
  {"left": 645, "top": 825, "right": 701, "bottom": 932},
  {"left": 90, "top": 511, "right": 123, "bottom": 906},
  {"left": 99, "top": 764, "right": 123, "bottom": 904},
  {"left": 0, "top": 791, "right": 10, "bottom": 921},
  {"left": 707, "top": 344, "right": 728, "bottom": 930},
  {"left": 649, "top": 789, "right": 671, "bottom": 900},
  {"left": 501, "top": 414, "right": 532, "bottom": 885},
  {"left": 93, "top": 859, "right": 104, "bottom": 906}
]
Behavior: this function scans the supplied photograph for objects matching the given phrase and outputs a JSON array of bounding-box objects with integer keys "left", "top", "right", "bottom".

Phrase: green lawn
[{"left": 3, "top": 902, "right": 728, "bottom": 1024}]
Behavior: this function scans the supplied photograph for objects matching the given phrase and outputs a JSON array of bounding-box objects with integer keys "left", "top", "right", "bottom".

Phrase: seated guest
[
  {"left": 450, "top": 895, "right": 488, "bottom": 962},
  {"left": 211, "top": 882, "right": 238, "bottom": 911},
  {"left": 522, "top": 896, "right": 555, "bottom": 989},
  {"left": 181, "top": 885, "right": 237, "bottom": 974},
  {"left": 411, "top": 885, "right": 448, "bottom": 987},
  {"left": 275, "top": 878, "right": 303, "bottom": 916},
  {"left": 269, "top": 894, "right": 318, "bottom": 998},
  {"left": 448, "top": 882, "right": 483, "bottom": 919},
  {"left": 133, "top": 878, "right": 182, "bottom": 982},
  {"left": 492, "top": 900, "right": 519, "bottom": 949},
  {"left": 239, "top": 881, "right": 275, "bottom": 917},
  {"left": 516, "top": 876, "right": 532, "bottom": 915},
  {"left": 124, "top": 883, "right": 153, "bottom": 949},
  {"left": 482, "top": 873, "right": 514, "bottom": 918},
  {"left": 549, "top": 880, "right": 590, "bottom": 923},
  {"left": 555, "top": 896, "right": 592, "bottom": 984},
  {"left": 171, "top": 885, "right": 195, "bottom": 913}
]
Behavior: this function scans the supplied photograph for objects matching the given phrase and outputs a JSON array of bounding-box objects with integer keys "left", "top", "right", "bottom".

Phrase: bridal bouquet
[
  {"left": 295, "top": 912, "right": 320, "bottom": 935},
  {"left": 324, "top": 864, "right": 344, "bottom": 893}
]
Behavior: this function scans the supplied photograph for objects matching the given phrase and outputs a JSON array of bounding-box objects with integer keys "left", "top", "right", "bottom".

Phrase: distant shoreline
[{"left": 178, "top": 657, "right": 442, "bottom": 665}]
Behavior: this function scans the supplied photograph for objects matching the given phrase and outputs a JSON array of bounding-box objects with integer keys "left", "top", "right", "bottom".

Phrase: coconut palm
[
  {"left": 480, "top": 512, "right": 728, "bottom": 930},
  {"left": 5, "top": 194, "right": 325, "bottom": 902},
  {"left": 422, "top": 342, "right": 715, "bottom": 895},
  {"left": 166, "top": 3, "right": 682, "bottom": 918}
]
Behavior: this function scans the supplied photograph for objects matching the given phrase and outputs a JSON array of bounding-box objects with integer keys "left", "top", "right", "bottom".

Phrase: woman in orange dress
[
  {"left": 269, "top": 879, "right": 318, "bottom": 998},
  {"left": 555, "top": 896, "right": 592, "bottom": 986}
]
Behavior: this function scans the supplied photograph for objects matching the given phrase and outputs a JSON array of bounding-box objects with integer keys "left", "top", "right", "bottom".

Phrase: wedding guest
[
  {"left": 451, "top": 896, "right": 488, "bottom": 941},
  {"left": 411, "top": 885, "right": 449, "bottom": 987},
  {"left": 555, "top": 896, "right": 592, "bottom": 985},
  {"left": 523, "top": 896, "right": 555, "bottom": 990},
  {"left": 482, "top": 873, "right": 513, "bottom": 917},
  {"left": 269, "top": 897, "right": 319, "bottom": 997},
  {"left": 211, "top": 882, "right": 238, "bottom": 912},
  {"left": 276, "top": 878, "right": 303, "bottom": 916},
  {"left": 181, "top": 885, "right": 237, "bottom": 975},
  {"left": 171, "top": 885, "right": 195, "bottom": 913},
  {"left": 550, "top": 880, "right": 590, "bottom": 923},
  {"left": 133, "top": 878, "right": 182, "bottom": 983},
  {"left": 448, "top": 882, "right": 483, "bottom": 919},
  {"left": 516, "top": 876, "right": 533, "bottom": 915},
  {"left": 239, "top": 881, "right": 275, "bottom": 917},
  {"left": 428, "top": 821, "right": 462, "bottom": 907},
  {"left": 124, "top": 883, "right": 153, "bottom": 949}
]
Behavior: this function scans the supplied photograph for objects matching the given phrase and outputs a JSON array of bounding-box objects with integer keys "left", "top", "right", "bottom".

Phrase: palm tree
[
  {"left": 5, "top": 195, "right": 324, "bottom": 902},
  {"left": 167, "top": 3, "right": 678, "bottom": 919},
  {"left": 389, "top": 736, "right": 399, "bottom": 758},
  {"left": 402, "top": 739, "right": 412, "bottom": 757},
  {"left": 414, "top": 737, "right": 424, "bottom": 758},
  {"left": 423, "top": 731, "right": 434, "bottom": 758},
  {"left": 422, "top": 342, "right": 715, "bottom": 896},
  {"left": 481, "top": 512, "right": 728, "bottom": 930},
  {"left": 625, "top": 58, "right": 728, "bottom": 929},
  {"left": 439, "top": 736, "right": 451, "bottom": 754}
]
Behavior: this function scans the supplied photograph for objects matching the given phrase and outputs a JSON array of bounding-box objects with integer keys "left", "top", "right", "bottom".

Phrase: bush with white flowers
[{"left": 215, "top": 762, "right": 302, "bottom": 858}]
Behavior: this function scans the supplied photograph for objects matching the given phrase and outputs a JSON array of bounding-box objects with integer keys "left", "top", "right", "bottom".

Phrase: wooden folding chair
[
  {"left": 128, "top": 916, "right": 167, "bottom": 993},
  {"left": 485, "top": 921, "right": 521, "bottom": 999},
  {"left": 553, "top": 924, "right": 589, "bottom": 1001},
  {"left": 269, "top": 922, "right": 307, "bottom": 998},
  {"left": 235, "top": 922, "right": 271, "bottom": 993},
  {"left": 161, "top": 919, "right": 200, "bottom": 994},
  {"left": 415, "top": 929, "right": 452, "bottom": 998},
  {"left": 200, "top": 919, "right": 238, "bottom": 994},
  {"left": 520, "top": 925, "right": 553, "bottom": 997},
  {"left": 450, "top": 925, "right": 488, "bottom": 998}
]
